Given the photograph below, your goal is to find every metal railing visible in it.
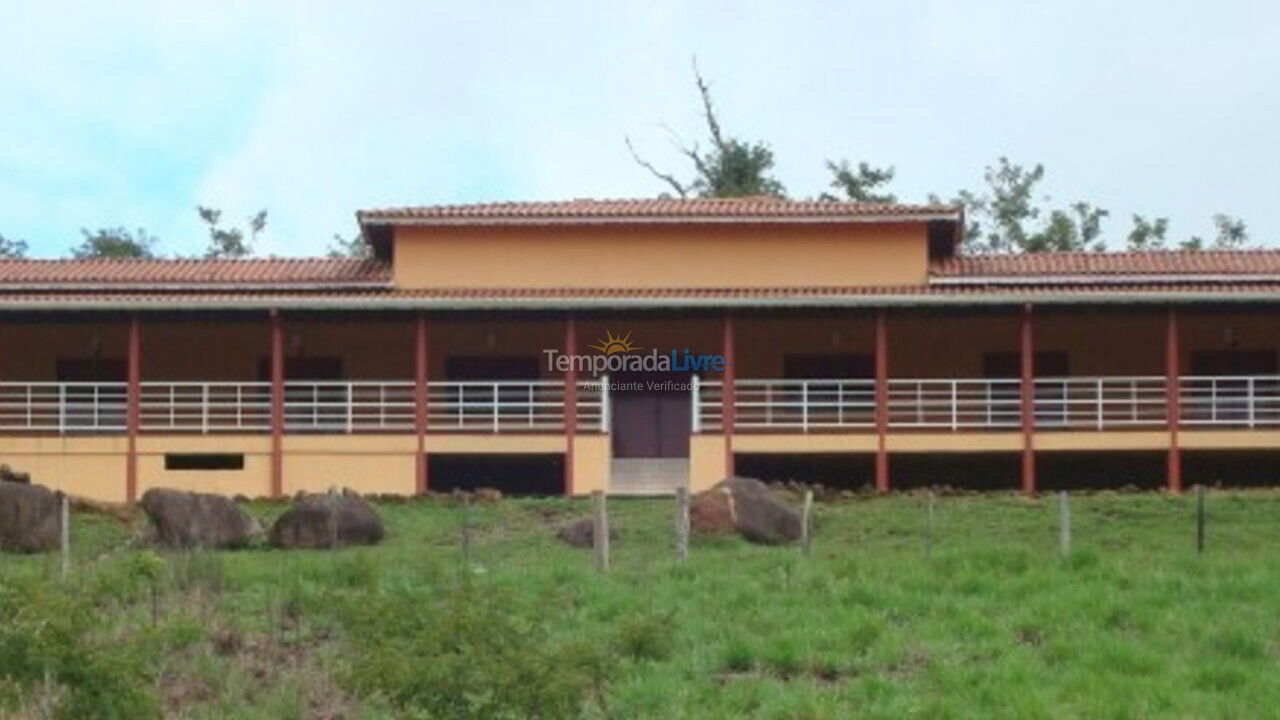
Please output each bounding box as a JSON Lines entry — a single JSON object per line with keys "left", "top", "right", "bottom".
{"left": 0, "top": 379, "right": 604, "bottom": 435}
{"left": 6, "top": 374, "right": 1280, "bottom": 436}
{"left": 694, "top": 375, "right": 1280, "bottom": 433}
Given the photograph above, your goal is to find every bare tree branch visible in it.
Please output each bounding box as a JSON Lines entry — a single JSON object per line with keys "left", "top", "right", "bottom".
{"left": 625, "top": 137, "right": 688, "bottom": 198}
{"left": 692, "top": 58, "right": 726, "bottom": 153}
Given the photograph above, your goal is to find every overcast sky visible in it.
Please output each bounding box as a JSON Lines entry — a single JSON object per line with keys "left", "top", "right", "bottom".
{"left": 1, "top": 1, "right": 1277, "bottom": 257}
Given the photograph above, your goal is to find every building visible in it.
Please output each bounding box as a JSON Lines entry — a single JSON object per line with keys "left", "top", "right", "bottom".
{"left": 2, "top": 196, "right": 1278, "bottom": 503}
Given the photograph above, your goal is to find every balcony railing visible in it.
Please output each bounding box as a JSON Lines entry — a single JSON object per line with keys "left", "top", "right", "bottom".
{"left": 696, "top": 375, "right": 1280, "bottom": 433}
{"left": 4, "top": 375, "right": 1280, "bottom": 436}
{"left": 0, "top": 380, "right": 606, "bottom": 435}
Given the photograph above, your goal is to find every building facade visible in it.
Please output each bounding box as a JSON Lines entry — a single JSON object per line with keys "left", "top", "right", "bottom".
{"left": 2, "top": 197, "right": 1278, "bottom": 502}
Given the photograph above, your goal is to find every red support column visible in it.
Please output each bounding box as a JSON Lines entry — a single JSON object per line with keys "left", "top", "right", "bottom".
{"left": 722, "top": 313, "right": 736, "bottom": 477}
{"left": 1019, "top": 304, "right": 1036, "bottom": 495}
{"left": 126, "top": 315, "right": 141, "bottom": 503}
{"left": 1166, "top": 308, "right": 1182, "bottom": 493}
{"left": 270, "top": 311, "right": 285, "bottom": 499}
{"left": 874, "top": 310, "right": 890, "bottom": 493}
{"left": 414, "top": 314, "right": 429, "bottom": 494}
{"left": 563, "top": 316, "right": 578, "bottom": 496}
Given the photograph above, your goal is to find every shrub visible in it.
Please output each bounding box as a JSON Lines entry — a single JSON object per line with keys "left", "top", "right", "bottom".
{"left": 344, "top": 580, "right": 615, "bottom": 718}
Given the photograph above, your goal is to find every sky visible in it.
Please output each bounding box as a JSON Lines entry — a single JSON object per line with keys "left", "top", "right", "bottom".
{"left": 1, "top": 1, "right": 1277, "bottom": 257}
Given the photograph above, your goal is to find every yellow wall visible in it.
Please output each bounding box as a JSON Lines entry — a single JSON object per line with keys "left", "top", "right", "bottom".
{"left": 0, "top": 436, "right": 128, "bottom": 502}
{"left": 573, "top": 434, "right": 611, "bottom": 495}
{"left": 690, "top": 434, "right": 727, "bottom": 491}
{"left": 392, "top": 223, "right": 930, "bottom": 289}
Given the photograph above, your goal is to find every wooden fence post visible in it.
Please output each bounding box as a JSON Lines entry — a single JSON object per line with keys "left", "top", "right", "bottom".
{"left": 592, "top": 490, "right": 609, "bottom": 573}
{"left": 1195, "top": 484, "right": 1205, "bottom": 554}
{"left": 1059, "top": 491, "right": 1071, "bottom": 558}
{"left": 59, "top": 494, "right": 69, "bottom": 580}
{"left": 801, "top": 490, "right": 813, "bottom": 554}
{"left": 925, "top": 489, "right": 935, "bottom": 559}
{"left": 675, "top": 487, "right": 689, "bottom": 563}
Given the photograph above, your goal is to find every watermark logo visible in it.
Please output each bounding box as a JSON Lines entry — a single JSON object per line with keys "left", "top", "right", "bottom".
{"left": 587, "top": 330, "right": 640, "bottom": 355}
{"left": 544, "top": 329, "right": 726, "bottom": 376}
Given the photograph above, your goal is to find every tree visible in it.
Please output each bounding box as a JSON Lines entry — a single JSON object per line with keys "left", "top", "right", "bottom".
{"left": 70, "top": 227, "right": 157, "bottom": 259}
{"left": 198, "top": 207, "right": 266, "bottom": 258}
{"left": 0, "top": 233, "right": 28, "bottom": 258}
{"left": 1126, "top": 215, "right": 1170, "bottom": 251}
{"left": 327, "top": 232, "right": 370, "bottom": 259}
{"left": 822, "top": 160, "right": 896, "bottom": 202}
{"left": 947, "top": 157, "right": 1109, "bottom": 254}
{"left": 627, "top": 63, "right": 785, "bottom": 198}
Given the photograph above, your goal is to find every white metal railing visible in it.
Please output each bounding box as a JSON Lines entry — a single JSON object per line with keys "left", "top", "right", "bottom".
{"left": 0, "top": 379, "right": 601, "bottom": 435}
{"left": 888, "top": 378, "right": 1023, "bottom": 429}
{"left": 0, "top": 382, "right": 127, "bottom": 432}
{"left": 1180, "top": 375, "right": 1280, "bottom": 427}
{"left": 733, "top": 378, "right": 875, "bottom": 430}
{"left": 1033, "top": 376, "right": 1167, "bottom": 429}
{"left": 694, "top": 375, "right": 1280, "bottom": 433}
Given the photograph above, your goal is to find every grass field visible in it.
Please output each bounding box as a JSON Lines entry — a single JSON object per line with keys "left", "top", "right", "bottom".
{"left": 3, "top": 489, "right": 1280, "bottom": 718}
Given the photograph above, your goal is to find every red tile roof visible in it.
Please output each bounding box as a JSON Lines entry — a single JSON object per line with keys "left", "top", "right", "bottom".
{"left": 358, "top": 197, "right": 962, "bottom": 225}
{"left": 0, "top": 258, "right": 390, "bottom": 287}
{"left": 931, "top": 250, "right": 1280, "bottom": 278}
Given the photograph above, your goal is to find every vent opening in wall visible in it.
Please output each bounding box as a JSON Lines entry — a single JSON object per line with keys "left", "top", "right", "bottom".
{"left": 165, "top": 453, "right": 245, "bottom": 471}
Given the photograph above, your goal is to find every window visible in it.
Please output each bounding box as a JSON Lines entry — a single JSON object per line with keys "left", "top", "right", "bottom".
{"left": 164, "top": 453, "right": 245, "bottom": 471}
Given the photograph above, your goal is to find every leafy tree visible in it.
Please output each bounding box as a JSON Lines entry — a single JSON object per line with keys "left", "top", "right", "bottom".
{"left": 822, "top": 160, "right": 896, "bottom": 202}
{"left": 70, "top": 227, "right": 157, "bottom": 259}
{"left": 627, "top": 63, "right": 785, "bottom": 198}
{"left": 1126, "top": 215, "right": 1171, "bottom": 250}
{"left": 198, "top": 206, "right": 266, "bottom": 259}
{"left": 945, "top": 158, "right": 1109, "bottom": 254}
{"left": 327, "top": 232, "right": 370, "bottom": 259}
{"left": 0, "top": 233, "right": 28, "bottom": 258}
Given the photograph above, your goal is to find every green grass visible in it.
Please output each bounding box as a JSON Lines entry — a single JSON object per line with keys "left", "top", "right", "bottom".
{"left": 4, "top": 489, "right": 1280, "bottom": 718}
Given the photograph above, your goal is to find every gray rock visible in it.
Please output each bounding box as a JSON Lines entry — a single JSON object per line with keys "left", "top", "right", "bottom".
{"left": 268, "top": 489, "right": 384, "bottom": 549}
{"left": 0, "top": 480, "right": 62, "bottom": 553}
{"left": 691, "top": 477, "right": 803, "bottom": 545}
{"left": 141, "top": 488, "right": 263, "bottom": 550}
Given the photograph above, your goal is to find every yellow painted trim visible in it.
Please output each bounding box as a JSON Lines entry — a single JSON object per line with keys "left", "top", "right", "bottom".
{"left": 572, "top": 434, "right": 611, "bottom": 496}
{"left": 886, "top": 432, "right": 1022, "bottom": 453}
{"left": 732, "top": 433, "right": 878, "bottom": 453}
{"left": 690, "top": 434, "right": 727, "bottom": 492}
{"left": 425, "top": 433, "right": 567, "bottom": 453}
{"left": 1034, "top": 431, "right": 1171, "bottom": 451}
{"left": 1179, "top": 430, "right": 1280, "bottom": 450}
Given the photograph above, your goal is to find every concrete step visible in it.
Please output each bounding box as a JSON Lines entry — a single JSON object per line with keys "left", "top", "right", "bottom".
{"left": 609, "top": 458, "right": 690, "bottom": 496}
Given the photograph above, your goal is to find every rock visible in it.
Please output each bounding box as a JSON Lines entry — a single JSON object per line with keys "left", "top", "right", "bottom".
{"left": 474, "top": 487, "right": 503, "bottom": 504}
{"left": 691, "top": 477, "right": 803, "bottom": 545}
{"left": 555, "top": 516, "right": 614, "bottom": 548}
{"left": 0, "top": 464, "right": 31, "bottom": 485}
{"left": 0, "top": 480, "right": 62, "bottom": 552}
{"left": 141, "top": 488, "right": 263, "bottom": 550}
{"left": 268, "top": 489, "right": 384, "bottom": 549}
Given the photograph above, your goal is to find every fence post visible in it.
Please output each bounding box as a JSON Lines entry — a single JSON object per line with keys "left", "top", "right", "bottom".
{"left": 801, "top": 489, "right": 814, "bottom": 554}
{"left": 1195, "top": 484, "right": 1205, "bottom": 554}
{"left": 328, "top": 486, "right": 340, "bottom": 550}
{"left": 925, "top": 489, "right": 935, "bottom": 558}
{"left": 592, "top": 490, "right": 609, "bottom": 573}
{"left": 59, "top": 494, "right": 69, "bottom": 580}
{"left": 1058, "top": 491, "right": 1071, "bottom": 558}
{"left": 675, "top": 486, "right": 689, "bottom": 563}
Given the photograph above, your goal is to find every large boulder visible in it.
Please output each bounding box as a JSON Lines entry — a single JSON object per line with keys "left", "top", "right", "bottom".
{"left": 268, "top": 489, "right": 384, "bottom": 549}
{"left": 690, "top": 477, "right": 803, "bottom": 545}
{"left": 140, "top": 488, "right": 263, "bottom": 550}
{"left": 0, "top": 480, "right": 62, "bottom": 553}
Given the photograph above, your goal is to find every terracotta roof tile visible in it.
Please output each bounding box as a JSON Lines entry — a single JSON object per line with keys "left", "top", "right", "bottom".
{"left": 931, "top": 250, "right": 1280, "bottom": 278}
{"left": 0, "top": 258, "right": 390, "bottom": 287}
{"left": 358, "top": 197, "right": 961, "bottom": 225}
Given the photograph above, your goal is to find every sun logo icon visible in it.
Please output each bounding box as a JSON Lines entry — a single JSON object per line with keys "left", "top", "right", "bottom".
{"left": 588, "top": 330, "right": 641, "bottom": 355}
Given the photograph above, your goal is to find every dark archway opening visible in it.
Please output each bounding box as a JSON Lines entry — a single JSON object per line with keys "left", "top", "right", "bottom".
{"left": 1036, "top": 451, "right": 1166, "bottom": 491}
{"left": 427, "top": 453, "right": 564, "bottom": 495}
{"left": 734, "top": 453, "right": 875, "bottom": 489}
{"left": 889, "top": 452, "right": 1020, "bottom": 490}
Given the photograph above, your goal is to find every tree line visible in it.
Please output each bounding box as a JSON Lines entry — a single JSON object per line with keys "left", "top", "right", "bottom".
{"left": 0, "top": 207, "right": 367, "bottom": 260}
{"left": 0, "top": 67, "right": 1254, "bottom": 259}
{"left": 628, "top": 66, "right": 1253, "bottom": 253}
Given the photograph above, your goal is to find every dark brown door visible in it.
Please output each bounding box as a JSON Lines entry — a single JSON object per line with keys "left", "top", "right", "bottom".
{"left": 611, "top": 372, "right": 691, "bottom": 458}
